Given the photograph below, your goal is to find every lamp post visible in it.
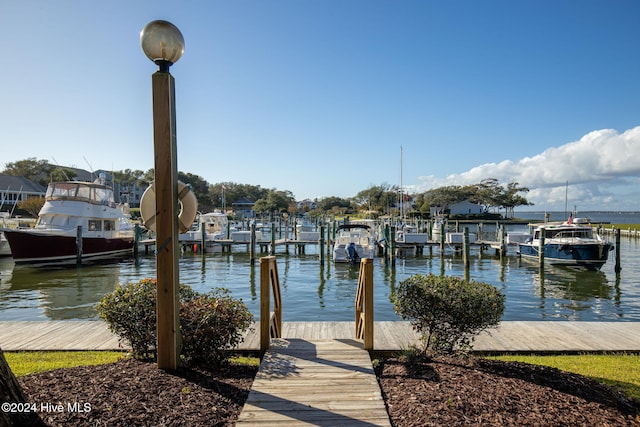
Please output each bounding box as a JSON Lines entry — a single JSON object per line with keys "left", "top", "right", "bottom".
{"left": 140, "top": 20, "right": 184, "bottom": 370}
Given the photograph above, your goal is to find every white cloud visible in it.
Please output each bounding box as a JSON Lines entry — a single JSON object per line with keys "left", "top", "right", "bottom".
{"left": 413, "top": 126, "right": 640, "bottom": 210}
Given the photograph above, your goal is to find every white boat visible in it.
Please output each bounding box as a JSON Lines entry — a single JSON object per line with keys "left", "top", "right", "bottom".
{"left": 0, "top": 232, "right": 11, "bottom": 256}
{"left": 2, "top": 178, "right": 135, "bottom": 265}
{"left": 332, "top": 223, "right": 376, "bottom": 263}
{"left": 179, "top": 211, "right": 228, "bottom": 252}
{"left": 517, "top": 216, "right": 613, "bottom": 271}
{"left": 396, "top": 224, "right": 429, "bottom": 244}
{"left": 431, "top": 215, "right": 448, "bottom": 241}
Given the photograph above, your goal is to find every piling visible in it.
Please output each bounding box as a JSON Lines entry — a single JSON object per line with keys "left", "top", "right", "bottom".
{"left": 538, "top": 227, "right": 545, "bottom": 267}
{"left": 250, "top": 223, "right": 256, "bottom": 264}
{"left": 463, "top": 227, "right": 470, "bottom": 268}
{"left": 319, "top": 225, "right": 325, "bottom": 264}
{"left": 390, "top": 226, "right": 396, "bottom": 266}
{"left": 76, "top": 225, "right": 83, "bottom": 265}
{"left": 133, "top": 224, "right": 140, "bottom": 257}
{"left": 615, "top": 228, "right": 622, "bottom": 273}
{"left": 199, "top": 222, "right": 205, "bottom": 253}
{"left": 270, "top": 223, "right": 276, "bottom": 255}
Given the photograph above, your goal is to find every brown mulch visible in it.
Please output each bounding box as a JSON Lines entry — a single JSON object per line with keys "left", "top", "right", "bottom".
{"left": 18, "top": 358, "right": 257, "bottom": 427}
{"left": 376, "top": 354, "right": 640, "bottom": 426}
{"left": 15, "top": 354, "right": 640, "bottom": 426}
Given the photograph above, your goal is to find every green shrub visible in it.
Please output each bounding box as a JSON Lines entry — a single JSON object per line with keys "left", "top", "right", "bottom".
{"left": 180, "top": 288, "right": 254, "bottom": 367}
{"left": 393, "top": 274, "right": 505, "bottom": 353}
{"left": 97, "top": 278, "right": 253, "bottom": 365}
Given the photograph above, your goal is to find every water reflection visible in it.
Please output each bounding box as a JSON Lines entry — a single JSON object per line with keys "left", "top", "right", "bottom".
{"left": 1, "top": 238, "right": 640, "bottom": 322}
{"left": 0, "top": 259, "right": 121, "bottom": 320}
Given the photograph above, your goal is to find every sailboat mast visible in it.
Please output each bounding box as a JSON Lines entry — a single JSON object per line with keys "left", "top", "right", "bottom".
{"left": 400, "top": 145, "right": 404, "bottom": 220}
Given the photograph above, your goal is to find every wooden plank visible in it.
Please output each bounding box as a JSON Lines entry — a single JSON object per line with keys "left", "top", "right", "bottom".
{"left": 2, "top": 320, "right": 640, "bottom": 353}
{"left": 237, "top": 338, "right": 391, "bottom": 426}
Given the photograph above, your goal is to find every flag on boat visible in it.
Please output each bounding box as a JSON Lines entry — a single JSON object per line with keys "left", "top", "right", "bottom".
{"left": 567, "top": 212, "right": 573, "bottom": 224}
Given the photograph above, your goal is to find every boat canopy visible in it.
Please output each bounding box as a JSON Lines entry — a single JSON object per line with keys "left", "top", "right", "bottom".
{"left": 46, "top": 181, "right": 115, "bottom": 207}
{"left": 337, "top": 224, "right": 371, "bottom": 231}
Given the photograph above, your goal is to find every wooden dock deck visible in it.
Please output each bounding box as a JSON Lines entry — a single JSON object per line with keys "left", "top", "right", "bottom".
{"left": 1, "top": 320, "right": 640, "bottom": 353}
{"left": 3, "top": 320, "right": 639, "bottom": 426}
{"left": 236, "top": 338, "right": 391, "bottom": 426}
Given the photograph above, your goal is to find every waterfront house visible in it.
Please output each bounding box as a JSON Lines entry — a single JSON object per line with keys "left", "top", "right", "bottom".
{"left": 0, "top": 174, "right": 46, "bottom": 213}
{"left": 430, "top": 199, "right": 484, "bottom": 217}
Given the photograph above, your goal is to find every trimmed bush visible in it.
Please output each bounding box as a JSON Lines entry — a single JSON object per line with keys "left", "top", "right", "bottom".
{"left": 180, "top": 288, "right": 254, "bottom": 366}
{"left": 393, "top": 274, "right": 505, "bottom": 353}
{"left": 97, "top": 278, "right": 253, "bottom": 365}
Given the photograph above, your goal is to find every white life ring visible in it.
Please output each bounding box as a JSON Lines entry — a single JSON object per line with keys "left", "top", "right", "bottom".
{"left": 140, "top": 180, "right": 198, "bottom": 233}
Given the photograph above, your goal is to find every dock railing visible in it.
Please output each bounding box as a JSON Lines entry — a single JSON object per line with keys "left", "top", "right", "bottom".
{"left": 355, "top": 258, "right": 374, "bottom": 350}
{"left": 260, "top": 256, "right": 282, "bottom": 352}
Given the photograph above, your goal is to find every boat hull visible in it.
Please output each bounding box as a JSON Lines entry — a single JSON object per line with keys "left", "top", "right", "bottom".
{"left": 3, "top": 229, "right": 134, "bottom": 265}
{"left": 518, "top": 242, "right": 613, "bottom": 271}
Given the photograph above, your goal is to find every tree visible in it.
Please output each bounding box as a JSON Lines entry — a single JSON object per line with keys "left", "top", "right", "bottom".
{"left": 2, "top": 158, "right": 49, "bottom": 182}
{"left": 2, "top": 158, "right": 80, "bottom": 185}
{"left": 178, "top": 172, "right": 212, "bottom": 212}
{"left": 0, "top": 349, "right": 43, "bottom": 426}
{"left": 419, "top": 185, "right": 468, "bottom": 214}
{"left": 254, "top": 190, "right": 294, "bottom": 216}
{"left": 17, "top": 197, "right": 45, "bottom": 217}
{"left": 208, "top": 182, "right": 273, "bottom": 211}
{"left": 316, "top": 196, "right": 353, "bottom": 213}
{"left": 500, "top": 181, "right": 533, "bottom": 218}
{"left": 353, "top": 184, "right": 397, "bottom": 213}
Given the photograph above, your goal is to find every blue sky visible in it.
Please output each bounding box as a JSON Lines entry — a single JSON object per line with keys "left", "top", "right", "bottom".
{"left": 1, "top": 1, "right": 639, "bottom": 211}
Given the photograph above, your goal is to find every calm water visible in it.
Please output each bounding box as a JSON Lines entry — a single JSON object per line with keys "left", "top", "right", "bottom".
{"left": 1, "top": 211, "right": 640, "bottom": 322}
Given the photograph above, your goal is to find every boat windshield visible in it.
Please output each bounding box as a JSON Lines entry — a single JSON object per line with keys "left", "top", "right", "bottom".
{"left": 46, "top": 182, "right": 115, "bottom": 207}
{"left": 541, "top": 228, "right": 593, "bottom": 239}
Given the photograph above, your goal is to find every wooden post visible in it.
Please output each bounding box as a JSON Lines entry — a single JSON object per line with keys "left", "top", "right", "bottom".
{"left": 260, "top": 257, "right": 271, "bottom": 352}
{"left": 538, "top": 227, "right": 545, "bottom": 267}
{"left": 270, "top": 223, "right": 276, "bottom": 255}
{"left": 439, "top": 222, "right": 445, "bottom": 254}
{"left": 615, "top": 228, "right": 621, "bottom": 273}
{"left": 76, "top": 225, "right": 83, "bottom": 265}
{"left": 260, "top": 256, "right": 281, "bottom": 352}
{"left": 133, "top": 224, "right": 140, "bottom": 258}
{"left": 463, "top": 226, "right": 470, "bottom": 268}
{"left": 153, "top": 70, "right": 180, "bottom": 370}
{"left": 319, "top": 225, "right": 325, "bottom": 264}
{"left": 355, "top": 258, "right": 374, "bottom": 351}
{"left": 500, "top": 225, "right": 507, "bottom": 256}
{"left": 390, "top": 226, "right": 396, "bottom": 266}
{"left": 200, "top": 222, "right": 205, "bottom": 253}
{"left": 250, "top": 222, "right": 256, "bottom": 264}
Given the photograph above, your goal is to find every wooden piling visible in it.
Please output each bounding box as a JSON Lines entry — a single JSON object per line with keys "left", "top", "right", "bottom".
{"left": 319, "top": 225, "right": 325, "bottom": 264}
{"left": 538, "top": 227, "right": 545, "bottom": 267}
{"left": 76, "top": 225, "right": 83, "bottom": 265}
{"left": 250, "top": 222, "right": 256, "bottom": 264}
{"left": 463, "top": 226, "right": 470, "bottom": 268}
{"left": 615, "top": 228, "right": 622, "bottom": 273}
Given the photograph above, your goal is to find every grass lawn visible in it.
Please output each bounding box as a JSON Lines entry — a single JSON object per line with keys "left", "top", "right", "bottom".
{"left": 5, "top": 351, "right": 638, "bottom": 402}
{"left": 4, "top": 351, "right": 259, "bottom": 377}
{"left": 4, "top": 351, "right": 126, "bottom": 377}
{"left": 489, "top": 353, "right": 640, "bottom": 400}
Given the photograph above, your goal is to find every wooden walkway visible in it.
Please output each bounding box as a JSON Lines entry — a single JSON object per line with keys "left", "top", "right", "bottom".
{"left": 3, "top": 320, "right": 639, "bottom": 426}
{"left": 2, "top": 320, "right": 640, "bottom": 353}
{"left": 236, "top": 338, "right": 391, "bottom": 426}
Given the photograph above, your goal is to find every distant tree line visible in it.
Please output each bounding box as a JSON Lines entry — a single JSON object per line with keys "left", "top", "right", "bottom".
{"left": 3, "top": 159, "right": 532, "bottom": 219}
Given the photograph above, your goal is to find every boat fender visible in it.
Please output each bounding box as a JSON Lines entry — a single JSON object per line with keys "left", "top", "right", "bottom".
{"left": 140, "top": 181, "right": 198, "bottom": 233}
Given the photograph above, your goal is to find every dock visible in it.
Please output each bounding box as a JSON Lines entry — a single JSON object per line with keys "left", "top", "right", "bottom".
{"left": 236, "top": 338, "right": 391, "bottom": 426}
{"left": 3, "top": 320, "right": 639, "bottom": 426}
{"left": 2, "top": 320, "right": 640, "bottom": 353}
